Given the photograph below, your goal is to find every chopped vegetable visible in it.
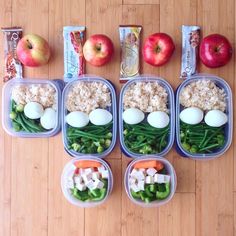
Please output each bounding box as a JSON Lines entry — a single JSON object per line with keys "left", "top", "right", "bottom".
{"left": 133, "top": 160, "right": 164, "bottom": 171}
{"left": 180, "top": 121, "right": 225, "bottom": 153}
{"left": 74, "top": 160, "right": 102, "bottom": 168}
{"left": 124, "top": 123, "right": 169, "bottom": 154}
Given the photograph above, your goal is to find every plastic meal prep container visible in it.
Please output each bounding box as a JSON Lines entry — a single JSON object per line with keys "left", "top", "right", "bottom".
{"left": 124, "top": 156, "right": 177, "bottom": 207}
{"left": 62, "top": 76, "right": 117, "bottom": 158}
{"left": 2, "top": 78, "right": 62, "bottom": 138}
{"left": 61, "top": 156, "right": 113, "bottom": 207}
{"left": 176, "top": 74, "right": 233, "bottom": 160}
{"left": 119, "top": 75, "right": 175, "bottom": 158}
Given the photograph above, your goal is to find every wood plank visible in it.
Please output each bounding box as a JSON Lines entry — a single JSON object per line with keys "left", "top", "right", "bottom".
{"left": 0, "top": 1, "right": 12, "bottom": 236}
{"left": 196, "top": 0, "right": 235, "bottom": 235}
{"left": 85, "top": 159, "right": 122, "bottom": 236}
{"left": 48, "top": 1, "right": 86, "bottom": 236}
{"left": 160, "top": 0, "right": 197, "bottom": 193}
{"left": 10, "top": 0, "right": 49, "bottom": 235}
{"left": 234, "top": 193, "right": 236, "bottom": 236}
{"left": 121, "top": 158, "right": 159, "bottom": 236}
{"left": 121, "top": 5, "right": 160, "bottom": 236}
{"left": 85, "top": 0, "right": 122, "bottom": 160}
{"left": 123, "top": 0, "right": 160, "bottom": 5}
{"left": 159, "top": 193, "right": 195, "bottom": 236}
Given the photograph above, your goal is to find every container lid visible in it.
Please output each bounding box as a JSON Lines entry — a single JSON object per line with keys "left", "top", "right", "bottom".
{"left": 2, "top": 78, "right": 62, "bottom": 138}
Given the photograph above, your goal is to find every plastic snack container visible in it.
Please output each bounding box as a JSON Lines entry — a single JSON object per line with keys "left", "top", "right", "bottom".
{"left": 62, "top": 75, "right": 117, "bottom": 158}
{"left": 2, "top": 78, "right": 62, "bottom": 138}
{"left": 119, "top": 75, "right": 175, "bottom": 158}
{"left": 61, "top": 156, "right": 113, "bottom": 207}
{"left": 176, "top": 74, "right": 233, "bottom": 160}
{"left": 124, "top": 156, "right": 177, "bottom": 207}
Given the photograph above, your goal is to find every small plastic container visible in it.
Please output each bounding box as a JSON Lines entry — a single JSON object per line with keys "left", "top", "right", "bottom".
{"left": 2, "top": 78, "right": 62, "bottom": 138}
{"left": 124, "top": 156, "right": 177, "bottom": 207}
{"left": 119, "top": 75, "right": 175, "bottom": 158}
{"left": 62, "top": 75, "right": 117, "bottom": 158}
{"left": 61, "top": 156, "right": 113, "bottom": 207}
{"left": 176, "top": 74, "right": 233, "bottom": 160}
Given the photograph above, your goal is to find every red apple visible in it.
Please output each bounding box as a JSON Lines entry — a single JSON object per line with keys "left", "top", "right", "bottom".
{"left": 142, "top": 33, "right": 175, "bottom": 66}
{"left": 83, "top": 34, "right": 114, "bottom": 66}
{"left": 200, "top": 34, "right": 232, "bottom": 68}
{"left": 16, "top": 34, "right": 50, "bottom": 67}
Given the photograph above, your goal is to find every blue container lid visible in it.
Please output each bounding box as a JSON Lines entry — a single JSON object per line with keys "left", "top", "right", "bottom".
{"left": 119, "top": 75, "right": 175, "bottom": 158}
{"left": 175, "top": 74, "right": 233, "bottom": 160}
{"left": 2, "top": 78, "right": 62, "bottom": 138}
{"left": 62, "top": 75, "right": 117, "bottom": 158}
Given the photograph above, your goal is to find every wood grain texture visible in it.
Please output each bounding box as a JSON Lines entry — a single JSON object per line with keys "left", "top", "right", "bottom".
{"left": 0, "top": 0, "right": 235, "bottom": 236}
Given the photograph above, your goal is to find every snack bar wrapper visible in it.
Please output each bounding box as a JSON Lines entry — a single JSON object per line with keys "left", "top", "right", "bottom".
{"left": 63, "top": 26, "right": 86, "bottom": 82}
{"left": 119, "top": 25, "right": 142, "bottom": 82}
{"left": 180, "top": 25, "right": 200, "bottom": 79}
{"left": 1, "top": 27, "right": 23, "bottom": 82}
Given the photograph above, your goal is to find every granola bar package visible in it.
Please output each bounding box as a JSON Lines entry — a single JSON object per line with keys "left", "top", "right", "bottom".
{"left": 180, "top": 25, "right": 200, "bottom": 79}
{"left": 119, "top": 25, "right": 142, "bottom": 82}
{"left": 63, "top": 26, "right": 86, "bottom": 82}
{"left": 1, "top": 27, "right": 23, "bottom": 82}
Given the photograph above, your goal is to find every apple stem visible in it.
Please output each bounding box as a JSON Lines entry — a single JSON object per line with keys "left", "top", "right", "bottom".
{"left": 26, "top": 40, "right": 33, "bottom": 49}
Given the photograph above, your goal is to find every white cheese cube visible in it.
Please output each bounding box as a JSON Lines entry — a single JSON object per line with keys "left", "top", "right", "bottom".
{"left": 101, "top": 170, "right": 109, "bottom": 179}
{"left": 76, "top": 182, "right": 86, "bottom": 191}
{"left": 146, "top": 167, "right": 157, "bottom": 176}
{"left": 130, "top": 168, "right": 138, "bottom": 178}
{"left": 92, "top": 172, "right": 100, "bottom": 180}
{"left": 98, "top": 165, "right": 106, "bottom": 173}
{"left": 129, "top": 177, "right": 136, "bottom": 185}
{"left": 145, "top": 176, "right": 154, "bottom": 184}
{"left": 93, "top": 179, "right": 105, "bottom": 189}
{"left": 154, "top": 174, "right": 171, "bottom": 183}
{"left": 84, "top": 168, "right": 94, "bottom": 175}
{"left": 139, "top": 168, "right": 146, "bottom": 173}
{"left": 130, "top": 184, "right": 140, "bottom": 193}
{"left": 79, "top": 168, "right": 85, "bottom": 175}
{"left": 85, "top": 180, "right": 96, "bottom": 190}
{"left": 74, "top": 176, "right": 82, "bottom": 184}
{"left": 82, "top": 173, "right": 92, "bottom": 183}
{"left": 135, "top": 170, "right": 145, "bottom": 180}
{"left": 137, "top": 180, "right": 145, "bottom": 191}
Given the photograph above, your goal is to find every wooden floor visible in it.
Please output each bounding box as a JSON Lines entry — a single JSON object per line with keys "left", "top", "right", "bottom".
{"left": 0, "top": 0, "right": 235, "bottom": 235}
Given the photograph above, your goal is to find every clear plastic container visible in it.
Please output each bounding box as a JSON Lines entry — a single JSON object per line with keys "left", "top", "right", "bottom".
{"left": 62, "top": 75, "right": 117, "bottom": 158}
{"left": 61, "top": 156, "right": 113, "bottom": 207}
{"left": 176, "top": 74, "right": 233, "bottom": 160}
{"left": 124, "top": 156, "right": 177, "bottom": 207}
{"left": 119, "top": 75, "right": 175, "bottom": 158}
{"left": 2, "top": 78, "right": 62, "bottom": 138}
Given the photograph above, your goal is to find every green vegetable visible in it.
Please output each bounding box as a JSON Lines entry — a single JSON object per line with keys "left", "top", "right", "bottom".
{"left": 124, "top": 123, "right": 169, "bottom": 154}
{"left": 156, "top": 183, "right": 170, "bottom": 200}
{"left": 180, "top": 121, "right": 225, "bottom": 154}
{"left": 131, "top": 190, "right": 141, "bottom": 199}
{"left": 67, "top": 122, "right": 113, "bottom": 154}
{"left": 10, "top": 99, "right": 47, "bottom": 133}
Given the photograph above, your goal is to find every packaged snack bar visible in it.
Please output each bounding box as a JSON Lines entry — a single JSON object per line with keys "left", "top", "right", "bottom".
{"left": 63, "top": 26, "right": 86, "bottom": 82}
{"left": 180, "top": 25, "right": 200, "bottom": 79}
{"left": 119, "top": 25, "right": 142, "bottom": 82}
{"left": 1, "top": 27, "right": 23, "bottom": 82}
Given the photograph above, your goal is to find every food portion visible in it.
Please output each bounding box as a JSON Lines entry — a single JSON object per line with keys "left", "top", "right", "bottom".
{"left": 119, "top": 25, "right": 142, "bottom": 82}
{"left": 179, "top": 79, "right": 228, "bottom": 154}
{"left": 142, "top": 33, "right": 175, "bottom": 67}
{"left": 200, "top": 34, "right": 232, "bottom": 68}
{"left": 63, "top": 26, "right": 86, "bottom": 81}
{"left": 83, "top": 34, "right": 114, "bottom": 67}
{"left": 1, "top": 27, "right": 23, "bottom": 82}
{"left": 128, "top": 160, "right": 171, "bottom": 203}
{"left": 10, "top": 83, "right": 57, "bottom": 132}
{"left": 65, "top": 81, "right": 113, "bottom": 154}
{"left": 66, "top": 160, "right": 109, "bottom": 202}
{"left": 16, "top": 34, "right": 51, "bottom": 67}
{"left": 122, "top": 81, "right": 170, "bottom": 154}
